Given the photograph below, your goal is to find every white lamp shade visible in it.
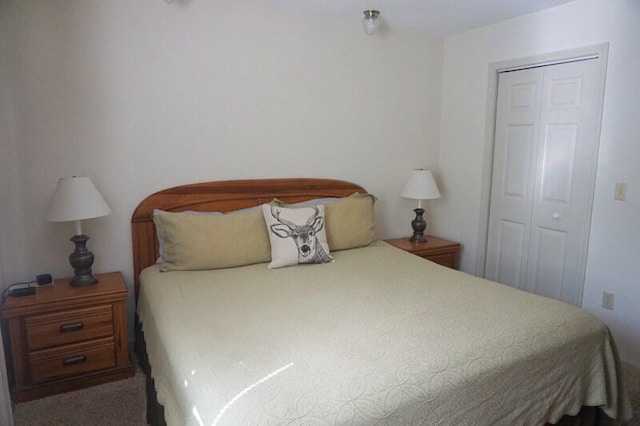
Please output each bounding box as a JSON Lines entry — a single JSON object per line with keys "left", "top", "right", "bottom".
{"left": 46, "top": 176, "right": 111, "bottom": 223}
{"left": 401, "top": 169, "right": 441, "bottom": 200}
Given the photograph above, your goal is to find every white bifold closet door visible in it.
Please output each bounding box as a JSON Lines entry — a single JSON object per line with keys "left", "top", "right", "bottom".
{"left": 485, "top": 58, "right": 602, "bottom": 306}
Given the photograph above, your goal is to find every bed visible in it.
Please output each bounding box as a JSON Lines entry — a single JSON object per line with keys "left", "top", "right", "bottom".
{"left": 132, "top": 178, "right": 631, "bottom": 426}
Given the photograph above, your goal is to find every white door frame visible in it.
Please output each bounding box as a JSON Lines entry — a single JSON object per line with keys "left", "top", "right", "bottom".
{"left": 475, "top": 43, "right": 609, "bottom": 284}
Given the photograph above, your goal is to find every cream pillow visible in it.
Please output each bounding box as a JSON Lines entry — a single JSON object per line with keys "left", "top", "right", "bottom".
{"left": 153, "top": 209, "right": 223, "bottom": 264}
{"left": 323, "top": 193, "right": 376, "bottom": 250}
{"left": 153, "top": 209, "right": 271, "bottom": 271}
{"left": 285, "top": 193, "right": 377, "bottom": 251}
{"left": 262, "top": 204, "right": 334, "bottom": 269}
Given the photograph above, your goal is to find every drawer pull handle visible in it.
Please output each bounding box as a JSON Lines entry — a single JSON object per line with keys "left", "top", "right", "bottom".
{"left": 63, "top": 355, "right": 87, "bottom": 366}
{"left": 59, "top": 322, "right": 84, "bottom": 332}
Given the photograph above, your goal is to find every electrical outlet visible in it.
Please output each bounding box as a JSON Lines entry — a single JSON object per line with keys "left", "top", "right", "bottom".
{"left": 602, "top": 291, "right": 615, "bottom": 310}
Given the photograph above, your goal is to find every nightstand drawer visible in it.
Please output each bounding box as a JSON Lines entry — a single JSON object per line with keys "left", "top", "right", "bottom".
{"left": 384, "top": 236, "right": 461, "bottom": 270}
{"left": 29, "top": 337, "right": 116, "bottom": 384}
{"left": 25, "top": 305, "right": 114, "bottom": 351}
{"left": 425, "top": 253, "right": 456, "bottom": 269}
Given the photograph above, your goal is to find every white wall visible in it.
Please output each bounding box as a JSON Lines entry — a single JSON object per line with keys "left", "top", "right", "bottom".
{"left": 437, "top": 0, "right": 640, "bottom": 365}
{"left": 0, "top": 1, "right": 443, "bottom": 336}
{"left": 0, "top": 4, "right": 27, "bottom": 286}
{"left": 0, "top": 9, "right": 17, "bottom": 420}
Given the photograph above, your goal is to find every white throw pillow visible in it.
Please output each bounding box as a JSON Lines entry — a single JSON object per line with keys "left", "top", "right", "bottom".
{"left": 262, "top": 204, "right": 334, "bottom": 269}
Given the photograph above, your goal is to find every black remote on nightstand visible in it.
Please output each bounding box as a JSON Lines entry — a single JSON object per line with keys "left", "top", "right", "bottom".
{"left": 9, "top": 285, "right": 36, "bottom": 297}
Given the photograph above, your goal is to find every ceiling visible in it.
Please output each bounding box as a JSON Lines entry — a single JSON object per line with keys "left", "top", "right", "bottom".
{"left": 239, "top": 0, "right": 578, "bottom": 37}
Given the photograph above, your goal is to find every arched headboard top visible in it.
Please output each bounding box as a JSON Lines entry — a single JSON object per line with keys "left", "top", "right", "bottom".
{"left": 131, "top": 178, "right": 368, "bottom": 296}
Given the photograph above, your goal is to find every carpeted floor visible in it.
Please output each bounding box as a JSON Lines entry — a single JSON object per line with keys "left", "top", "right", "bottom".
{"left": 12, "top": 366, "right": 146, "bottom": 426}
{"left": 11, "top": 363, "right": 640, "bottom": 425}
{"left": 626, "top": 363, "right": 640, "bottom": 426}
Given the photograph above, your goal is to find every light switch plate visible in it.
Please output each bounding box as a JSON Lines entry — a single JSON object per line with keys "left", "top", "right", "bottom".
{"left": 602, "top": 291, "right": 615, "bottom": 310}
{"left": 614, "top": 182, "right": 627, "bottom": 201}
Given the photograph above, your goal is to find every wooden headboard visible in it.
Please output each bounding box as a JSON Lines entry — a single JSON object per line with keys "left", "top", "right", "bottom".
{"left": 131, "top": 178, "right": 367, "bottom": 297}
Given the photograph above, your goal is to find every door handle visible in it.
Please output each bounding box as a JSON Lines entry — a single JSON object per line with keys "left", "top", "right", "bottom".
{"left": 552, "top": 213, "right": 561, "bottom": 220}
{"left": 60, "top": 322, "right": 84, "bottom": 332}
{"left": 62, "top": 354, "right": 87, "bottom": 366}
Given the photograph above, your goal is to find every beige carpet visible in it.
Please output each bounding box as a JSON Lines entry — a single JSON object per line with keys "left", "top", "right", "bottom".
{"left": 12, "top": 367, "right": 146, "bottom": 426}
{"left": 626, "top": 363, "right": 640, "bottom": 426}
{"left": 11, "top": 363, "right": 640, "bottom": 425}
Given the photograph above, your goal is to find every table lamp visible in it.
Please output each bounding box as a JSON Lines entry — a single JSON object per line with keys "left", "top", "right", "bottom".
{"left": 401, "top": 169, "right": 441, "bottom": 243}
{"left": 46, "top": 176, "right": 111, "bottom": 286}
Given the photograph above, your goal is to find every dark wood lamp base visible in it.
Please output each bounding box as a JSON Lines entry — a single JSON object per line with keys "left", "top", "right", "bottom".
{"left": 409, "top": 208, "right": 427, "bottom": 243}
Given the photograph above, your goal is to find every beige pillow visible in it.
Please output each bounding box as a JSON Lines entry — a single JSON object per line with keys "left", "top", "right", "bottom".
{"left": 298, "top": 193, "right": 377, "bottom": 251}
{"left": 324, "top": 193, "right": 376, "bottom": 250}
{"left": 153, "top": 209, "right": 271, "bottom": 271}
{"left": 153, "top": 209, "right": 223, "bottom": 264}
{"left": 262, "top": 204, "right": 334, "bottom": 269}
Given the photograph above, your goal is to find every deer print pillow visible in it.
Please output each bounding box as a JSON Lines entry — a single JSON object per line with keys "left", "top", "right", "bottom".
{"left": 262, "top": 204, "right": 334, "bottom": 269}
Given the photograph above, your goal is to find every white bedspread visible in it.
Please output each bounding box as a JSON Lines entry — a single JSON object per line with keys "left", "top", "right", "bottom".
{"left": 137, "top": 241, "right": 630, "bottom": 425}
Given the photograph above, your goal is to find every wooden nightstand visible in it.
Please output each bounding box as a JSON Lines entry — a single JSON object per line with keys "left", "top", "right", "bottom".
{"left": 385, "top": 236, "right": 462, "bottom": 269}
{"left": 1, "top": 271, "right": 133, "bottom": 402}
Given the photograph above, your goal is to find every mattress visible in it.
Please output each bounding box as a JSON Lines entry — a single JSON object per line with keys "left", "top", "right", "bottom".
{"left": 137, "top": 241, "right": 630, "bottom": 425}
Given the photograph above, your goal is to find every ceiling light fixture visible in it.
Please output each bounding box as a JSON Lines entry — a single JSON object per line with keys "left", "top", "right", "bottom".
{"left": 362, "top": 10, "right": 380, "bottom": 35}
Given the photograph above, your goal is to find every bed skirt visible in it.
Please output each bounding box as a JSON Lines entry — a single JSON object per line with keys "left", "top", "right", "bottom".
{"left": 134, "top": 317, "right": 613, "bottom": 426}
{"left": 136, "top": 316, "right": 167, "bottom": 426}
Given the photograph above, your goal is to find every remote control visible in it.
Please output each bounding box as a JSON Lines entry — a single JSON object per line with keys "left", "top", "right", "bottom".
{"left": 10, "top": 286, "right": 36, "bottom": 297}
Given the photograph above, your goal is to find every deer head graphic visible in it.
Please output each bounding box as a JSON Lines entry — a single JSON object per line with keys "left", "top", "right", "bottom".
{"left": 269, "top": 205, "right": 333, "bottom": 264}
